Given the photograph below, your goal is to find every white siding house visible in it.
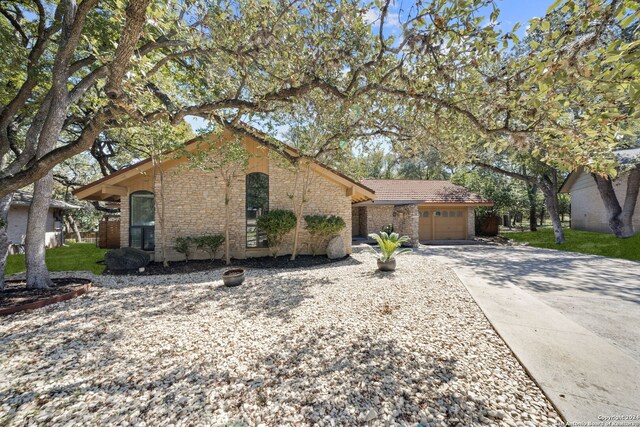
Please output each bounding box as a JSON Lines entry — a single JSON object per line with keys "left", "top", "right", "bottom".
{"left": 560, "top": 148, "right": 640, "bottom": 235}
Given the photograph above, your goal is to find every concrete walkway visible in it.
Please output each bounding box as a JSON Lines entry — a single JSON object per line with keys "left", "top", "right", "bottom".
{"left": 422, "top": 245, "right": 640, "bottom": 424}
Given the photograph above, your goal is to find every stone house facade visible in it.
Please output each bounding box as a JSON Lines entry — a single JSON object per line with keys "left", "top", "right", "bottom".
{"left": 74, "top": 124, "right": 374, "bottom": 262}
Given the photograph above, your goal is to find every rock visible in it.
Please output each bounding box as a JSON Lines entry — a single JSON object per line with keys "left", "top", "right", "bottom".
{"left": 363, "top": 408, "right": 377, "bottom": 422}
{"left": 104, "top": 247, "right": 151, "bottom": 271}
{"left": 326, "top": 235, "right": 346, "bottom": 259}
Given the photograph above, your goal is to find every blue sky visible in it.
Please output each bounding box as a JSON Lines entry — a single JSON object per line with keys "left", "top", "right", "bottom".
{"left": 187, "top": 0, "right": 556, "bottom": 134}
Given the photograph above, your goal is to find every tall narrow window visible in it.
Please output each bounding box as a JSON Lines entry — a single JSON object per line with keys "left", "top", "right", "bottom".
{"left": 130, "top": 191, "right": 155, "bottom": 251}
{"left": 246, "top": 172, "right": 269, "bottom": 248}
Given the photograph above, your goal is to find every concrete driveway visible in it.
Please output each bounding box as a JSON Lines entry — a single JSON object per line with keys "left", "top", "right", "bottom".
{"left": 422, "top": 244, "right": 640, "bottom": 423}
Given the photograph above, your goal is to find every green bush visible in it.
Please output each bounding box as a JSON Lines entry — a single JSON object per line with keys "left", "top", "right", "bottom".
{"left": 174, "top": 237, "right": 192, "bottom": 261}
{"left": 256, "top": 209, "right": 297, "bottom": 257}
{"left": 193, "top": 234, "right": 225, "bottom": 261}
{"left": 304, "top": 214, "right": 346, "bottom": 254}
{"left": 381, "top": 223, "right": 394, "bottom": 234}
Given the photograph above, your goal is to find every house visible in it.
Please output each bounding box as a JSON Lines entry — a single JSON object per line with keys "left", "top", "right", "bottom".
{"left": 560, "top": 148, "right": 640, "bottom": 235}
{"left": 73, "top": 124, "right": 376, "bottom": 261}
{"left": 7, "top": 190, "right": 81, "bottom": 254}
{"left": 352, "top": 179, "right": 493, "bottom": 244}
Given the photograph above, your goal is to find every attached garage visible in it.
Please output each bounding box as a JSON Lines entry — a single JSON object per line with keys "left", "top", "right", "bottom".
{"left": 418, "top": 207, "right": 468, "bottom": 240}
{"left": 354, "top": 179, "right": 493, "bottom": 244}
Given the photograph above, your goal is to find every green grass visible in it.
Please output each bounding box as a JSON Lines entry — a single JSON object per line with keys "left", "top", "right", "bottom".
{"left": 502, "top": 229, "right": 640, "bottom": 261}
{"left": 5, "top": 243, "right": 108, "bottom": 276}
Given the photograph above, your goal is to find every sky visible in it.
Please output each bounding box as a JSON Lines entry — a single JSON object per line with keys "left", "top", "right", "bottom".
{"left": 186, "top": 0, "right": 556, "bottom": 135}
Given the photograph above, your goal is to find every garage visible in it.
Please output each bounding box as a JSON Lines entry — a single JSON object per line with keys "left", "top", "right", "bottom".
{"left": 419, "top": 207, "right": 467, "bottom": 240}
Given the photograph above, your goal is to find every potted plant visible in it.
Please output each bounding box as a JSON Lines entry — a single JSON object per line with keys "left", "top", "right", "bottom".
{"left": 222, "top": 268, "right": 245, "bottom": 287}
{"left": 366, "top": 232, "right": 412, "bottom": 271}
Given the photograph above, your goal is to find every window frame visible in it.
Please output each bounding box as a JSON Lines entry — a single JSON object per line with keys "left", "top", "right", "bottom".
{"left": 246, "top": 172, "right": 269, "bottom": 249}
{"left": 129, "top": 191, "right": 155, "bottom": 251}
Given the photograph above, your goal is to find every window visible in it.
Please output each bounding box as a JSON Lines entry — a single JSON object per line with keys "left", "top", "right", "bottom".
{"left": 246, "top": 172, "right": 269, "bottom": 248}
{"left": 442, "top": 211, "right": 449, "bottom": 217}
{"left": 457, "top": 211, "right": 463, "bottom": 217}
{"left": 449, "top": 211, "right": 456, "bottom": 217}
{"left": 130, "top": 191, "right": 155, "bottom": 251}
{"left": 421, "top": 211, "right": 429, "bottom": 218}
{"left": 434, "top": 211, "right": 441, "bottom": 217}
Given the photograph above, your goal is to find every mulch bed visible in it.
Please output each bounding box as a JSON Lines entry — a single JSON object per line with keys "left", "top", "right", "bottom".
{"left": 105, "top": 254, "right": 350, "bottom": 276}
{"left": 0, "top": 278, "right": 92, "bottom": 315}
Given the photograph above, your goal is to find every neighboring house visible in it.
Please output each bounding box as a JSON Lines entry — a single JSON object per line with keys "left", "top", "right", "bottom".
{"left": 7, "top": 190, "right": 81, "bottom": 254}
{"left": 352, "top": 179, "right": 493, "bottom": 244}
{"left": 73, "top": 124, "right": 376, "bottom": 262}
{"left": 560, "top": 148, "right": 640, "bottom": 235}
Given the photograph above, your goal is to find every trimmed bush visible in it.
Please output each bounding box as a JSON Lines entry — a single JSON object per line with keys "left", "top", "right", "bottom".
{"left": 193, "top": 234, "right": 225, "bottom": 261}
{"left": 256, "top": 209, "right": 297, "bottom": 257}
{"left": 174, "top": 237, "right": 192, "bottom": 261}
{"left": 304, "top": 214, "right": 346, "bottom": 255}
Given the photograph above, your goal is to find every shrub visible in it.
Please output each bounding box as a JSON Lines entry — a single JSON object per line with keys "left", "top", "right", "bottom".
{"left": 381, "top": 223, "right": 394, "bottom": 234}
{"left": 256, "top": 209, "right": 297, "bottom": 257}
{"left": 174, "top": 237, "right": 193, "bottom": 261}
{"left": 193, "top": 234, "right": 225, "bottom": 261}
{"left": 304, "top": 214, "right": 346, "bottom": 255}
{"left": 366, "top": 232, "right": 412, "bottom": 262}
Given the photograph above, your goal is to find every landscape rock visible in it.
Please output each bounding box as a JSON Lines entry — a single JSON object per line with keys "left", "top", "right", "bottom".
{"left": 104, "top": 247, "right": 150, "bottom": 271}
{"left": 326, "top": 235, "right": 346, "bottom": 259}
{"left": 0, "top": 252, "right": 563, "bottom": 426}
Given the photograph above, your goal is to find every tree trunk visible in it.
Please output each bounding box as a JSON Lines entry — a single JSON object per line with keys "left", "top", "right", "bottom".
{"left": 153, "top": 158, "right": 168, "bottom": 267}
{"left": 592, "top": 166, "right": 639, "bottom": 238}
{"left": 0, "top": 193, "right": 14, "bottom": 290}
{"left": 25, "top": 172, "right": 54, "bottom": 288}
{"left": 68, "top": 214, "right": 82, "bottom": 242}
{"left": 539, "top": 182, "right": 565, "bottom": 244}
{"left": 224, "top": 182, "right": 231, "bottom": 265}
{"left": 539, "top": 205, "right": 545, "bottom": 226}
{"left": 526, "top": 184, "right": 538, "bottom": 231}
{"left": 290, "top": 202, "right": 304, "bottom": 261}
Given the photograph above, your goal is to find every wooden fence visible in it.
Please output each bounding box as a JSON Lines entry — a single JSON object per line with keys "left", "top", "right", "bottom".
{"left": 98, "top": 219, "right": 121, "bottom": 248}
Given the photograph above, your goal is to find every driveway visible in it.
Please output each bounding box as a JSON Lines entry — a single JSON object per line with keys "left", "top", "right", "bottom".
{"left": 423, "top": 244, "right": 640, "bottom": 423}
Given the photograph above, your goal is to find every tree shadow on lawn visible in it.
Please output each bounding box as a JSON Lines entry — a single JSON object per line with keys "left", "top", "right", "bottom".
{"left": 419, "top": 245, "right": 640, "bottom": 305}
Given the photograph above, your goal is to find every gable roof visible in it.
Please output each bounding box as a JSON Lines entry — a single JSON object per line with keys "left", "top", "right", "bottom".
{"left": 357, "top": 179, "right": 493, "bottom": 205}
{"left": 560, "top": 147, "right": 640, "bottom": 193}
{"left": 73, "top": 122, "right": 375, "bottom": 203}
{"left": 11, "top": 190, "right": 81, "bottom": 209}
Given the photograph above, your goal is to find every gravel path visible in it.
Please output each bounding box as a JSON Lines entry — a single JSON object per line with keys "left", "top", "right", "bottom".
{"left": 0, "top": 253, "right": 563, "bottom": 426}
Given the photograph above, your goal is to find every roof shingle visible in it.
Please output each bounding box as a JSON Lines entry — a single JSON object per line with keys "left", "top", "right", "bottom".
{"left": 360, "top": 179, "right": 492, "bottom": 205}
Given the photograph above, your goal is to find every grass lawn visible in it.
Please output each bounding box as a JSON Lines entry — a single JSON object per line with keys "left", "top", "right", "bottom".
{"left": 5, "top": 243, "right": 108, "bottom": 276}
{"left": 502, "top": 228, "right": 640, "bottom": 261}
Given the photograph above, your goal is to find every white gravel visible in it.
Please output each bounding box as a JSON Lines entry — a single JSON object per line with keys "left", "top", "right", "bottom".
{"left": 0, "top": 252, "right": 563, "bottom": 426}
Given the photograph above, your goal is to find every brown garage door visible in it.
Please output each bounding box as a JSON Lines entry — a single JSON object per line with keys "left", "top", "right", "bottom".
{"left": 434, "top": 209, "right": 466, "bottom": 240}
{"left": 418, "top": 209, "right": 433, "bottom": 240}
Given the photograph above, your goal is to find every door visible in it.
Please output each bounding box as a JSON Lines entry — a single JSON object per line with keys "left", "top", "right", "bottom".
{"left": 418, "top": 208, "right": 433, "bottom": 240}
{"left": 433, "top": 209, "right": 466, "bottom": 240}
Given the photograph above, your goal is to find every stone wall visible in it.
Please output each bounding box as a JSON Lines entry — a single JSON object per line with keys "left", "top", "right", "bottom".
{"left": 268, "top": 158, "right": 352, "bottom": 256}
{"left": 467, "top": 207, "right": 476, "bottom": 239}
{"left": 119, "top": 154, "right": 353, "bottom": 261}
{"left": 392, "top": 204, "right": 419, "bottom": 246}
{"left": 364, "top": 205, "right": 394, "bottom": 235}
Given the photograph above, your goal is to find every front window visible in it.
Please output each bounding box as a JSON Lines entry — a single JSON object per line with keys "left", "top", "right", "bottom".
{"left": 246, "top": 172, "right": 269, "bottom": 248}
{"left": 130, "top": 191, "right": 155, "bottom": 251}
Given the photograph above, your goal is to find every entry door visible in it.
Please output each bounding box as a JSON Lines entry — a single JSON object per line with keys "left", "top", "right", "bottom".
{"left": 418, "top": 209, "right": 433, "bottom": 240}
{"left": 433, "top": 209, "right": 466, "bottom": 240}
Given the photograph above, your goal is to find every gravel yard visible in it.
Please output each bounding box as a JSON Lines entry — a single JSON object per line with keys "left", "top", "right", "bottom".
{"left": 0, "top": 252, "right": 562, "bottom": 426}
